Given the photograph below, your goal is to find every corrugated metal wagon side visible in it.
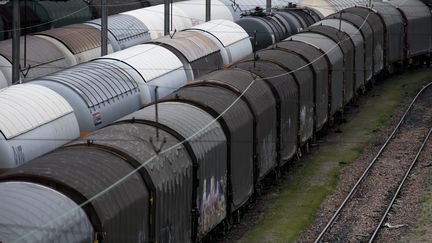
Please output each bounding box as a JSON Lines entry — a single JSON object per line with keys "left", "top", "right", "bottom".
{"left": 389, "top": 0, "right": 432, "bottom": 59}
{"left": 307, "top": 25, "right": 355, "bottom": 104}
{"left": 69, "top": 121, "right": 194, "bottom": 242}
{"left": 315, "top": 18, "right": 365, "bottom": 90}
{"left": 253, "top": 48, "right": 314, "bottom": 144}
{"left": 0, "top": 182, "right": 93, "bottom": 242}
{"left": 343, "top": 6, "right": 385, "bottom": 76}
{"left": 121, "top": 102, "right": 227, "bottom": 241}
{"left": 232, "top": 59, "right": 300, "bottom": 165}
{"left": 289, "top": 32, "right": 344, "bottom": 116}
{"left": 200, "top": 69, "right": 278, "bottom": 182}
{"left": 163, "top": 83, "right": 255, "bottom": 215}
{"left": 276, "top": 40, "right": 329, "bottom": 132}
{"left": 326, "top": 12, "right": 374, "bottom": 83}
{"left": 0, "top": 146, "right": 150, "bottom": 243}
{"left": 372, "top": 2, "right": 404, "bottom": 71}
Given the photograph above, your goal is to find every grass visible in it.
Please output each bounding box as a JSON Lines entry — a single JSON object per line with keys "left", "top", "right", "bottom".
{"left": 238, "top": 69, "right": 432, "bottom": 243}
{"left": 398, "top": 167, "right": 432, "bottom": 242}
{"left": 397, "top": 181, "right": 432, "bottom": 242}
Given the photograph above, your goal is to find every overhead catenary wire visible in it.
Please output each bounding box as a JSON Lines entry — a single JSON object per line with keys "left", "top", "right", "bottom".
{"left": 10, "top": 10, "right": 374, "bottom": 242}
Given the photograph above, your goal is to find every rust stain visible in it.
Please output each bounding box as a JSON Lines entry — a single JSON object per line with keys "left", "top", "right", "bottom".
{"left": 0, "top": 168, "right": 9, "bottom": 175}
{"left": 80, "top": 131, "right": 90, "bottom": 137}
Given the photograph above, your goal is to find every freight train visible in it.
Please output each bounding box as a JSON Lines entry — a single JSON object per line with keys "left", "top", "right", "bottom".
{"left": 0, "top": 0, "right": 431, "bottom": 242}
{"left": 0, "top": 0, "right": 306, "bottom": 87}
{"left": 0, "top": 5, "right": 319, "bottom": 168}
{"left": 0, "top": 0, "right": 188, "bottom": 40}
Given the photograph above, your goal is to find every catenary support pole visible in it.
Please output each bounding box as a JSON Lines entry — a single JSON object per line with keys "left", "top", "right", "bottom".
{"left": 12, "top": 0, "right": 20, "bottom": 84}
{"left": 101, "top": 0, "right": 108, "bottom": 56}
{"left": 266, "top": 0, "right": 271, "bottom": 12}
{"left": 206, "top": 0, "right": 211, "bottom": 21}
{"left": 164, "top": 0, "right": 170, "bottom": 36}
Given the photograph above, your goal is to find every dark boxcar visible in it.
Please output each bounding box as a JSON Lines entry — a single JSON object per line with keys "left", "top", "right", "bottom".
{"left": 253, "top": 48, "right": 314, "bottom": 143}
{"left": 232, "top": 59, "right": 300, "bottom": 164}
{"left": 151, "top": 31, "right": 223, "bottom": 80}
{"left": 307, "top": 25, "right": 355, "bottom": 104}
{"left": 276, "top": 40, "right": 329, "bottom": 132}
{"left": 343, "top": 6, "right": 385, "bottom": 75}
{"left": 389, "top": 0, "right": 432, "bottom": 58}
{"left": 163, "top": 84, "right": 254, "bottom": 213}
{"left": 326, "top": 12, "right": 374, "bottom": 82}
{"left": 289, "top": 32, "right": 344, "bottom": 116}
{"left": 372, "top": 2, "right": 404, "bottom": 69}
{"left": 200, "top": 69, "right": 277, "bottom": 181}
{"left": 121, "top": 102, "right": 227, "bottom": 240}
{"left": 316, "top": 18, "right": 365, "bottom": 90}
{"left": 0, "top": 147, "right": 149, "bottom": 243}
{"left": 69, "top": 121, "right": 193, "bottom": 242}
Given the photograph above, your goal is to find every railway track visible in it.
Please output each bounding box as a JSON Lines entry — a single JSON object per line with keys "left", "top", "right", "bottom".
{"left": 314, "top": 82, "right": 432, "bottom": 243}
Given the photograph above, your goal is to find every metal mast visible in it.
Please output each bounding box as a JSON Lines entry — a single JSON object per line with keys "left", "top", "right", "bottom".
{"left": 164, "top": 0, "right": 170, "bottom": 36}
{"left": 101, "top": 0, "right": 108, "bottom": 56}
{"left": 206, "top": 0, "right": 211, "bottom": 21}
{"left": 12, "top": 0, "right": 20, "bottom": 84}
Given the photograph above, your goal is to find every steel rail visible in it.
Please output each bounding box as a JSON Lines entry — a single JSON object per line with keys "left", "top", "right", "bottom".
{"left": 314, "top": 82, "right": 432, "bottom": 243}
{"left": 369, "top": 127, "right": 432, "bottom": 242}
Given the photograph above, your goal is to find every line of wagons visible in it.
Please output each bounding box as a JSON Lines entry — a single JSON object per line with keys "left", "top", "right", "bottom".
{"left": 0, "top": 0, "right": 316, "bottom": 88}
{"left": 0, "top": 4, "right": 322, "bottom": 168}
{"left": 1, "top": 0, "right": 431, "bottom": 242}
{"left": 0, "top": 0, "right": 187, "bottom": 40}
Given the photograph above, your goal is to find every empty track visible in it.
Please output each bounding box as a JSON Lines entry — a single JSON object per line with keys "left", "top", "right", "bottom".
{"left": 315, "top": 82, "right": 432, "bottom": 243}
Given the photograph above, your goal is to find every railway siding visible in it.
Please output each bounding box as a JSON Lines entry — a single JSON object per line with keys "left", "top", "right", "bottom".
{"left": 318, "top": 82, "right": 432, "bottom": 242}
{"left": 232, "top": 69, "right": 432, "bottom": 243}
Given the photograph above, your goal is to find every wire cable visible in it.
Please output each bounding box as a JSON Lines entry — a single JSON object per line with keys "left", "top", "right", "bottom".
{"left": 10, "top": 9, "right": 375, "bottom": 242}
